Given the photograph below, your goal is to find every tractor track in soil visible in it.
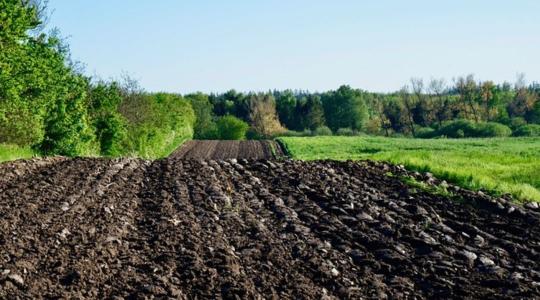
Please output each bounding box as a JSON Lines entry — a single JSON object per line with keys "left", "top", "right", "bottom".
{"left": 0, "top": 140, "right": 539, "bottom": 299}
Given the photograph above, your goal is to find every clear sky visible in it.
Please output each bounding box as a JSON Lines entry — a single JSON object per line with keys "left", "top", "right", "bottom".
{"left": 47, "top": 0, "right": 540, "bottom": 94}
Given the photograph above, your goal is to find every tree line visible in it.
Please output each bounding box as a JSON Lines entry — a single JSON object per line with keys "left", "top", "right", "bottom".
{"left": 188, "top": 77, "right": 540, "bottom": 140}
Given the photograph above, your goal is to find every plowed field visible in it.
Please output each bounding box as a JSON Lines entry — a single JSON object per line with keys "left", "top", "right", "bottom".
{"left": 171, "top": 140, "right": 284, "bottom": 160}
{"left": 1, "top": 143, "right": 539, "bottom": 298}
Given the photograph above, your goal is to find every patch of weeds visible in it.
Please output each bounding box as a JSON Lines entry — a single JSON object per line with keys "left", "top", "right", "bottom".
{"left": 384, "top": 171, "right": 395, "bottom": 178}
{"left": 400, "top": 176, "right": 458, "bottom": 200}
{"left": 269, "top": 142, "right": 277, "bottom": 158}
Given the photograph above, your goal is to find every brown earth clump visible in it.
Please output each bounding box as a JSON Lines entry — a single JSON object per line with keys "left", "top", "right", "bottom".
{"left": 0, "top": 156, "right": 539, "bottom": 299}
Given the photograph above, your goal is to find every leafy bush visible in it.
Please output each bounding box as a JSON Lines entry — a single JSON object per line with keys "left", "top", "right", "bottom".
{"left": 433, "top": 120, "right": 511, "bottom": 138}
{"left": 186, "top": 93, "right": 218, "bottom": 139}
{"left": 336, "top": 128, "right": 356, "bottom": 136}
{"left": 514, "top": 124, "right": 540, "bottom": 137}
{"left": 364, "top": 118, "right": 384, "bottom": 135}
{"left": 415, "top": 127, "right": 437, "bottom": 139}
{"left": 119, "top": 93, "right": 195, "bottom": 158}
{"left": 216, "top": 115, "right": 249, "bottom": 140}
{"left": 87, "top": 82, "right": 127, "bottom": 156}
{"left": 197, "top": 123, "right": 219, "bottom": 139}
{"left": 0, "top": 2, "right": 98, "bottom": 156}
{"left": 92, "top": 114, "right": 127, "bottom": 156}
{"left": 510, "top": 117, "right": 527, "bottom": 130}
{"left": 526, "top": 101, "right": 540, "bottom": 124}
{"left": 474, "top": 122, "right": 512, "bottom": 138}
{"left": 313, "top": 126, "right": 333, "bottom": 136}
{"left": 39, "top": 75, "right": 98, "bottom": 156}
{"left": 436, "top": 120, "right": 478, "bottom": 138}
{"left": 0, "top": 103, "right": 44, "bottom": 146}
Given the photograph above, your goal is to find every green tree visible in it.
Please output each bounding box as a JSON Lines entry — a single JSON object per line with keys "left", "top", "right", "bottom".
{"left": 428, "top": 78, "right": 453, "bottom": 126}
{"left": 0, "top": 1, "right": 97, "bottom": 155}
{"left": 119, "top": 92, "right": 195, "bottom": 158}
{"left": 382, "top": 96, "right": 408, "bottom": 134}
{"left": 322, "top": 85, "right": 368, "bottom": 131}
{"left": 87, "top": 82, "right": 127, "bottom": 156}
{"left": 399, "top": 86, "right": 417, "bottom": 136}
{"left": 186, "top": 92, "right": 218, "bottom": 139}
{"left": 216, "top": 115, "right": 249, "bottom": 140}
{"left": 0, "top": 1, "right": 40, "bottom": 46}
{"left": 301, "top": 95, "right": 325, "bottom": 130}
{"left": 275, "top": 90, "right": 297, "bottom": 129}
{"left": 211, "top": 89, "right": 249, "bottom": 120}
{"left": 39, "top": 75, "right": 96, "bottom": 156}
{"left": 527, "top": 101, "right": 540, "bottom": 124}
{"left": 455, "top": 75, "right": 481, "bottom": 122}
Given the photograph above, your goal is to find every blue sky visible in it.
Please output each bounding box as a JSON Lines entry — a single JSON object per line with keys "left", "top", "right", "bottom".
{"left": 47, "top": 0, "right": 540, "bottom": 93}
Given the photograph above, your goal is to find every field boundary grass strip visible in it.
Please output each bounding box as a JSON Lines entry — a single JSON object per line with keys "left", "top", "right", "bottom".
{"left": 274, "top": 138, "right": 291, "bottom": 159}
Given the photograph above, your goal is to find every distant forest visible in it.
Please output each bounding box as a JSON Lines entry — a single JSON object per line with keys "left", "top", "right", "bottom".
{"left": 188, "top": 76, "right": 540, "bottom": 139}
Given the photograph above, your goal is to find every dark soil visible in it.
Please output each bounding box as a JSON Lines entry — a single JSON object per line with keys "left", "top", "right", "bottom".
{"left": 1, "top": 156, "right": 539, "bottom": 299}
{"left": 171, "top": 140, "right": 284, "bottom": 160}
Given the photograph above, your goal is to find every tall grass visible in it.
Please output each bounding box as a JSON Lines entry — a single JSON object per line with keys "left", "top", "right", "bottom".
{"left": 278, "top": 136, "right": 540, "bottom": 202}
{"left": 0, "top": 144, "right": 35, "bottom": 163}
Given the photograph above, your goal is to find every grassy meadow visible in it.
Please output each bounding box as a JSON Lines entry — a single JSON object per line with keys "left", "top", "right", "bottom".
{"left": 278, "top": 136, "right": 540, "bottom": 202}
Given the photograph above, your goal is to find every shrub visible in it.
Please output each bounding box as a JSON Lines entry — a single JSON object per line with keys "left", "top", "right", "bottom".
{"left": 216, "top": 115, "right": 249, "bottom": 140}
{"left": 415, "top": 127, "right": 436, "bottom": 139}
{"left": 39, "top": 79, "right": 98, "bottom": 156}
{"left": 186, "top": 93, "right": 218, "bottom": 139}
{"left": 88, "top": 82, "right": 128, "bottom": 156}
{"left": 197, "top": 122, "right": 219, "bottom": 139}
{"left": 313, "top": 126, "right": 333, "bottom": 136}
{"left": 526, "top": 101, "right": 540, "bottom": 124}
{"left": 302, "top": 129, "right": 313, "bottom": 136}
{"left": 119, "top": 93, "right": 195, "bottom": 158}
{"left": 93, "top": 114, "right": 127, "bottom": 156}
{"left": 514, "top": 124, "right": 540, "bottom": 137}
{"left": 510, "top": 117, "right": 527, "bottom": 130}
{"left": 0, "top": 104, "right": 44, "bottom": 146}
{"left": 336, "top": 128, "right": 356, "bottom": 136}
{"left": 430, "top": 120, "right": 511, "bottom": 138}
{"left": 437, "top": 119, "right": 477, "bottom": 138}
{"left": 0, "top": 2, "right": 98, "bottom": 155}
{"left": 474, "top": 122, "right": 512, "bottom": 138}
{"left": 277, "top": 129, "right": 313, "bottom": 137}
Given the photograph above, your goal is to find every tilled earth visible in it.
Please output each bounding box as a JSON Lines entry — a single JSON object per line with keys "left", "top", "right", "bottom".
{"left": 1, "top": 156, "right": 540, "bottom": 299}
{"left": 171, "top": 140, "right": 284, "bottom": 160}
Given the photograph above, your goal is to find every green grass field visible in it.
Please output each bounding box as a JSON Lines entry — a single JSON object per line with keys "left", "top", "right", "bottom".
{"left": 278, "top": 136, "right": 540, "bottom": 202}
{"left": 0, "top": 144, "right": 35, "bottom": 163}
